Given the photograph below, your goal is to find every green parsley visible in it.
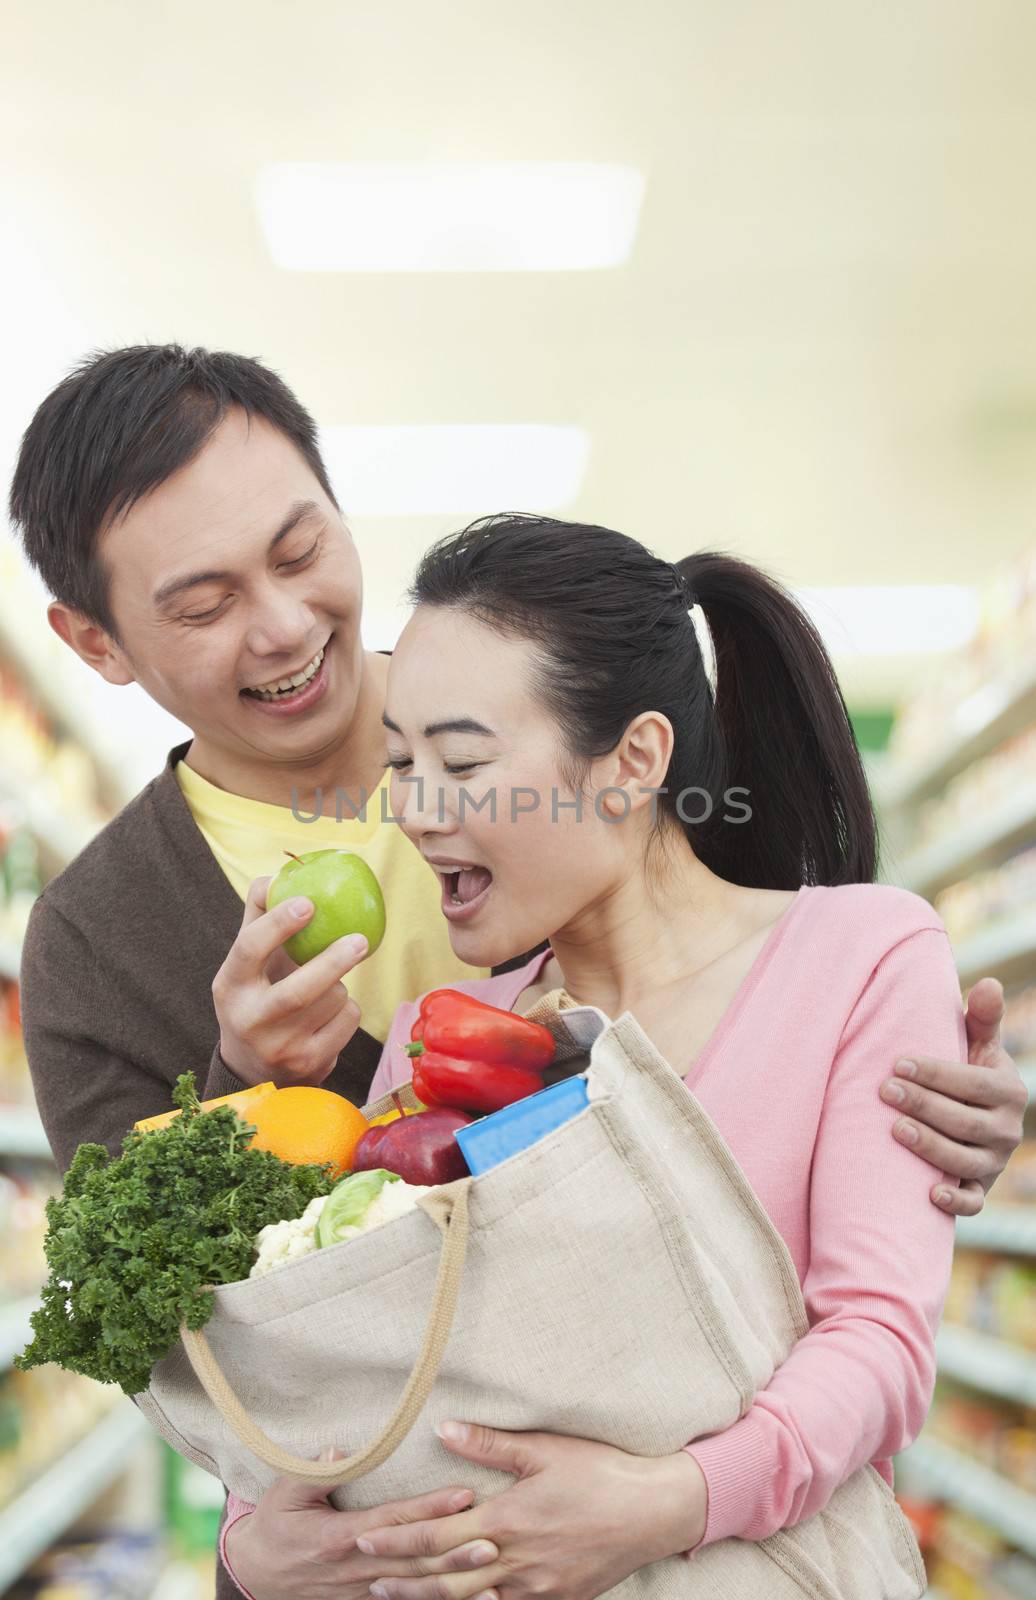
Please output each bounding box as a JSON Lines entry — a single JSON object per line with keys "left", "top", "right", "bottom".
{"left": 17, "top": 1074, "right": 333, "bottom": 1396}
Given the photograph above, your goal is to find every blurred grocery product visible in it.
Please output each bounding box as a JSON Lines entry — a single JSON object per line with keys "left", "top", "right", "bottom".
{"left": 0, "top": 1165, "right": 54, "bottom": 1299}
{"left": 0, "top": 978, "right": 32, "bottom": 1108}
{"left": 922, "top": 1504, "right": 1036, "bottom": 1600}
{"left": 0, "top": 1367, "right": 117, "bottom": 1513}
{"left": 926, "top": 1387, "right": 1036, "bottom": 1498}
{"left": 4, "top": 1530, "right": 164, "bottom": 1599}
{"left": 944, "top": 1252, "right": 1036, "bottom": 1351}
{"left": 0, "top": 660, "right": 109, "bottom": 835}
{"left": 1003, "top": 986, "right": 1036, "bottom": 1060}
{"left": 934, "top": 846, "right": 1036, "bottom": 946}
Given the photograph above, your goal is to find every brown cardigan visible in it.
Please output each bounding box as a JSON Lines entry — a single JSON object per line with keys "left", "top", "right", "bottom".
{"left": 20, "top": 743, "right": 541, "bottom": 1599}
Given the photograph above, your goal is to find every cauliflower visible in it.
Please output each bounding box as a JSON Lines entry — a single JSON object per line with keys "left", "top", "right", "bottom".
{"left": 331, "top": 1177, "right": 433, "bottom": 1242}
{"left": 250, "top": 1193, "right": 328, "bottom": 1278}
{"left": 249, "top": 1171, "right": 435, "bottom": 1277}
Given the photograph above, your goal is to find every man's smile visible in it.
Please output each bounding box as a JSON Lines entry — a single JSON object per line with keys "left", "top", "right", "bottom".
{"left": 242, "top": 639, "right": 328, "bottom": 701}
{"left": 239, "top": 635, "right": 334, "bottom": 716}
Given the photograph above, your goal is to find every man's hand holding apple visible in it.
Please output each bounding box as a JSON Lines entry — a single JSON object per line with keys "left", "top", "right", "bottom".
{"left": 212, "top": 876, "right": 368, "bottom": 1087}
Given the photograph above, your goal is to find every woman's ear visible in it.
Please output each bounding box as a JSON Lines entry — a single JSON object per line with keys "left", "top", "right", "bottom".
{"left": 598, "top": 712, "right": 674, "bottom": 815}
{"left": 48, "top": 601, "right": 136, "bottom": 686}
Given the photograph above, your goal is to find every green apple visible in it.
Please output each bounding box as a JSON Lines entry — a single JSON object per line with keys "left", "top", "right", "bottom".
{"left": 267, "top": 850, "right": 386, "bottom": 964}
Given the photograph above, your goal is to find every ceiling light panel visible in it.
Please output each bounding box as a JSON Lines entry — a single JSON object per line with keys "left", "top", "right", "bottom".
{"left": 255, "top": 163, "right": 645, "bottom": 271}
{"left": 320, "top": 424, "right": 590, "bottom": 515}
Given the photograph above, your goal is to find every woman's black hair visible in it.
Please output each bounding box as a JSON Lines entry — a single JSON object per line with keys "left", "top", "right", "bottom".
{"left": 410, "top": 514, "right": 877, "bottom": 889}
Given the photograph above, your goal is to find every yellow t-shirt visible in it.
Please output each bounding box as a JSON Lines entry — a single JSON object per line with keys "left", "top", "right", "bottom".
{"left": 176, "top": 759, "right": 487, "bottom": 1044}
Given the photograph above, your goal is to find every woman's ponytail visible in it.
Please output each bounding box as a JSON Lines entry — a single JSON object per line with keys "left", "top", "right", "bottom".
{"left": 676, "top": 552, "right": 877, "bottom": 889}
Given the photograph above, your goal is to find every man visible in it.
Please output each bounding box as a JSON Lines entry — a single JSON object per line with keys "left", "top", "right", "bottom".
{"left": 10, "top": 345, "right": 1028, "bottom": 1598}
{"left": 11, "top": 345, "right": 516, "bottom": 1161}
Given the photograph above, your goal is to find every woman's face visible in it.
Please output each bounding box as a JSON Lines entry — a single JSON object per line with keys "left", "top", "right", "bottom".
{"left": 383, "top": 605, "right": 635, "bottom": 967}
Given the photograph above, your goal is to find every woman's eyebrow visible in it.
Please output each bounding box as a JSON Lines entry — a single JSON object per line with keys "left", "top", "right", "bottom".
{"left": 382, "top": 713, "right": 496, "bottom": 738}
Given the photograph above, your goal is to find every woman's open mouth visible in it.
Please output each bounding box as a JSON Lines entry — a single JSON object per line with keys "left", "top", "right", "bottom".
{"left": 240, "top": 637, "right": 332, "bottom": 717}
{"left": 438, "top": 864, "right": 494, "bottom": 923}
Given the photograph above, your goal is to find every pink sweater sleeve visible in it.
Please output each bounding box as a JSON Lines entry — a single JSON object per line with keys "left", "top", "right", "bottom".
{"left": 219, "top": 1493, "right": 257, "bottom": 1598}
{"left": 685, "top": 927, "right": 963, "bottom": 1547}
{"left": 367, "top": 997, "right": 424, "bottom": 1102}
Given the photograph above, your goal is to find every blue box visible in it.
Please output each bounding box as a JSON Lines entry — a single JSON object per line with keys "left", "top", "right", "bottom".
{"left": 455, "top": 1075, "right": 590, "bottom": 1175}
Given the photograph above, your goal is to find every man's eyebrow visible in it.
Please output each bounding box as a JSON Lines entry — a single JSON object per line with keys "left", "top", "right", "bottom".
{"left": 152, "top": 500, "right": 323, "bottom": 608}
{"left": 382, "top": 713, "right": 496, "bottom": 738}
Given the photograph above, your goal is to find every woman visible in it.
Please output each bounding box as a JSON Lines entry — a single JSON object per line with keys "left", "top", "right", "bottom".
{"left": 227, "top": 515, "right": 973, "bottom": 1599}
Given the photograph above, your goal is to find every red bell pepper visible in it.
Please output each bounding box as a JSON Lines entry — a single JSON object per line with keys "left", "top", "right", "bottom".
{"left": 408, "top": 988, "right": 555, "bottom": 1072}
{"left": 409, "top": 1051, "right": 545, "bottom": 1116}
{"left": 405, "top": 988, "right": 556, "bottom": 1115}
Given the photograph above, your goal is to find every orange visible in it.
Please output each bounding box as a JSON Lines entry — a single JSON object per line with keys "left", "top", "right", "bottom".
{"left": 246, "top": 1087, "right": 369, "bottom": 1179}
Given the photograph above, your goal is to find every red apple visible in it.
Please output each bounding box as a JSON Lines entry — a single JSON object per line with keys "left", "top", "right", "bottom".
{"left": 351, "top": 1122, "right": 391, "bottom": 1171}
{"left": 362, "top": 1107, "right": 472, "bottom": 1185}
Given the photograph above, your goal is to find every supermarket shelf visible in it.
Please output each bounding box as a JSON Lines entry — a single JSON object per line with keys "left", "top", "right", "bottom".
{"left": 0, "top": 761, "right": 99, "bottom": 871}
{"left": 897, "top": 778, "right": 1036, "bottom": 900}
{"left": 955, "top": 1206, "right": 1036, "bottom": 1256}
{"left": 0, "top": 1295, "right": 37, "bottom": 1369}
{"left": 0, "top": 1402, "right": 152, "bottom": 1592}
{"left": 936, "top": 1324, "right": 1036, "bottom": 1407}
{"left": 0, "top": 1106, "right": 52, "bottom": 1159}
{"left": 954, "top": 909, "right": 1036, "bottom": 988}
{"left": 879, "top": 658, "right": 1036, "bottom": 813}
{"left": 0, "top": 940, "right": 19, "bottom": 980}
{"left": 897, "top": 1436, "right": 1036, "bottom": 1560}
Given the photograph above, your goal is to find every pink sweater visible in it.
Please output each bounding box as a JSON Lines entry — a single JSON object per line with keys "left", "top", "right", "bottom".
{"left": 222, "top": 883, "right": 962, "bottom": 1583}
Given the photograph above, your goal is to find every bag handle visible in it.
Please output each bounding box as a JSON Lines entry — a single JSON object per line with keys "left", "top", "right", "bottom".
{"left": 176, "top": 1180, "right": 471, "bottom": 1486}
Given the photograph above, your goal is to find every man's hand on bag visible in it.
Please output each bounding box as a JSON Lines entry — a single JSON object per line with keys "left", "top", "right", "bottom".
{"left": 212, "top": 876, "right": 367, "bottom": 1087}
{"left": 351, "top": 1423, "right": 710, "bottom": 1600}
{"left": 225, "top": 1449, "right": 501, "bottom": 1600}
{"left": 880, "top": 977, "right": 1028, "bottom": 1217}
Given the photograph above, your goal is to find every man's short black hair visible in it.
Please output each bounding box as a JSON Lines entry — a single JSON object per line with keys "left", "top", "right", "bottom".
{"left": 8, "top": 343, "right": 339, "bottom": 636}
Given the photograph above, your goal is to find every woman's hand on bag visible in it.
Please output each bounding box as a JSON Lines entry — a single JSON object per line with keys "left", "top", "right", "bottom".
{"left": 881, "top": 976, "right": 1029, "bottom": 1218}
{"left": 212, "top": 876, "right": 368, "bottom": 1087}
{"left": 225, "top": 1449, "right": 502, "bottom": 1600}
{"left": 352, "top": 1423, "right": 709, "bottom": 1600}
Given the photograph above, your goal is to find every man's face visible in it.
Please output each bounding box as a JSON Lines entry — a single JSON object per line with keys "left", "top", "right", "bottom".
{"left": 96, "top": 408, "right": 364, "bottom": 772}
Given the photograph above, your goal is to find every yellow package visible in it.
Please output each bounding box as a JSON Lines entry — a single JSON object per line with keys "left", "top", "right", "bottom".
{"left": 134, "top": 1082, "right": 276, "bottom": 1134}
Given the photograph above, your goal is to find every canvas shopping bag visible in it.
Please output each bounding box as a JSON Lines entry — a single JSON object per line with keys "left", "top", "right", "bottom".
{"left": 139, "top": 995, "right": 927, "bottom": 1600}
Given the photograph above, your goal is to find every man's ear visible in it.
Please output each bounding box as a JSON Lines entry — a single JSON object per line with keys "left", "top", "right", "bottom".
{"left": 47, "top": 602, "right": 136, "bottom": 686}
